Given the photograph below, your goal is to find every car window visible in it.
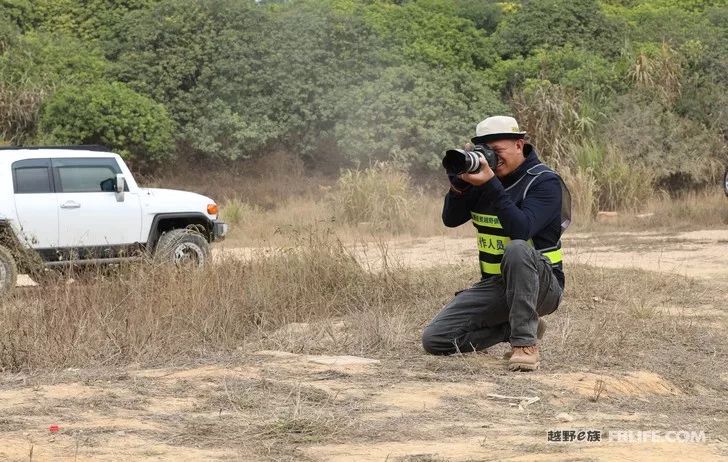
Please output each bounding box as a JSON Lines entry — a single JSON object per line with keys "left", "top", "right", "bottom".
{"left": 52, "top": 158, "right": 126, "bottom": 193}
{"left": 57, "top": 166, "right": 117, "bottom": 193}
{"left": 12, "top": 159, "right": 53, "bottom": 194}
{"left": 14, "top": 167, "right": 52, "bottom": 193}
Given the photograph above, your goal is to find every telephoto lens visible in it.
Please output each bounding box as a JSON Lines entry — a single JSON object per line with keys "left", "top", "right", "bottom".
{"left": 442, "top": 149, "right": 481, "bottom": 175}
{"left": 442, "top": 145, "right": 498, "bottom": 175}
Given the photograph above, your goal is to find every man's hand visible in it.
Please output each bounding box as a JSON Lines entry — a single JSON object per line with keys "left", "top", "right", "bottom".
{"left": 459, "top": 153, "right": 495, "bottom": 186}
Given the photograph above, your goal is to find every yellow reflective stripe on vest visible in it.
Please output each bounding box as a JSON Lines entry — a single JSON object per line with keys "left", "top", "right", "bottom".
{"left": 471, "top": 212, "right": 502, "bottom": 229}
{"left": 478, "top": 243, "right": 562, "bottom": 275}
{"left": 477, "top": 233, "right": 509, "bottom": 255}
{"left": 480, "top": 261, "right": 501, "bottom": 275}
{"left": 542, "top": 248, "right": 563, "bottom": 264}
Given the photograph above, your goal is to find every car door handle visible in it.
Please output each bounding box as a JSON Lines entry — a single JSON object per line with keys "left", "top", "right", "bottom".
{"left": 60, "top": 201, "right": 81, "bottom": 209}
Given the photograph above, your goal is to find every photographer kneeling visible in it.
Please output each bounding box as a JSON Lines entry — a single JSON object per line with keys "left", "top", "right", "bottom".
{"left": 421, "top": 116, "right": 570, "bottom": 371}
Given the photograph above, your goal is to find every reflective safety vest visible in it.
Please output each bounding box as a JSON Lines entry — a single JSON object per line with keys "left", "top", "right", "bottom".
{"left": 471, "top": 163, "right": 570, "bottom": 278}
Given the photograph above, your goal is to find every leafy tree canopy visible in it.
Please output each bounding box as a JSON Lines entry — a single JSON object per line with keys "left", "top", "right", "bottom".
{"left": 38, "top": 82, "right": 174, "bottom": 169}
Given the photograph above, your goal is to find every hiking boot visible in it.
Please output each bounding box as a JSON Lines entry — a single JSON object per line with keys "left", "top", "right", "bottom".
{"left": 508, "top": 345, "right": 541, "bottom": 371}
{"left": 503, "top": 318, "right": 546, "bottom": 360}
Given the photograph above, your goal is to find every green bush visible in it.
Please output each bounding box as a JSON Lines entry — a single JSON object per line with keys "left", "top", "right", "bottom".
{"left": 28, "top": 0, "right": 156, "bottom": 42}
{"left": 0, "top": 0, "right": 726, "bottom": 193}
{"left": 452, "top": 0, "right": 503, "bottom": 32}
{"left": 0, "top": 31, "right": 108, "bottom": 86}
{"left": 179, "top": 99, "right": 277, "bottom": 161}
{"left": 490, "top": 45, "right": 626, "bottom": 98}
{"left": 362, "top": 0, "right": 497, "bottom": 69}
{"left": 0, "top": 29, "right": 112, "bottom": 143}
{"left": 603, "top": 1, "right": 725, "bottom": 46}
{"left": 494, "top": 0, "right": 625, "bottom": 58}
{"left": 0, "top": 0, "right": 31, "bottom": 30}
{"left": 110, "top": 0, "right": 387, "bottom": 161}
{"left": 38, "top": 82, "right": 174, "bottom": 169}
{"left": 0, "top": 17, "right": 18, "bottom": 54}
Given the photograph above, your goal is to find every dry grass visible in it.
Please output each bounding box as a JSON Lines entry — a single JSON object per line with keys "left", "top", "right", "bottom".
{"left": 33, "top": 164, "right": 718, "bottom": 372}
{"left": 3, "top": 229, "right": 725, "bottom": 384}
{"left": 564, "top": 140, "right": 657, "bottom": 213}
{"left": 0, "top": 82, "right": 48, "bottom": 144}
{"left": 550, "top": 264, "right": 724, "bottom": 376}
{"left": 0, "top": 229, "right": 463, "bottom": 371}
{"left": 573, "top": 189, "right": 728, "bottom": 232}
{"left": 179, "top": 165, "right": 728, "bottom": 245}
{"left": 213, "top": 182, "right": 727, "bottom": 246}
{"left": 139, "top": 151, "right": 330, "bottom": 211}
{"left": 332, "top": 163, "right": 414, "bottom": 232}
{"left": 255, "top": 259, "right": 728, "bottom": 390}
{"left": 137, "top": 155, "right": 728, "bottom": 248}
{"left": 212, "top": 169, "right": 469, "bottom": 247}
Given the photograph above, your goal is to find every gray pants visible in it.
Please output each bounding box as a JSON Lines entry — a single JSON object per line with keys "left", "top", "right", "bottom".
{"left": 422, "top": 240, "right": 562, "bottom": 355}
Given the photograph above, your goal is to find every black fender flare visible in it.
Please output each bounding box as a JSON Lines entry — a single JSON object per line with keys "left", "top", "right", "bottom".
{"left": 147, "top": 213, "right": 214, "bottom": 250}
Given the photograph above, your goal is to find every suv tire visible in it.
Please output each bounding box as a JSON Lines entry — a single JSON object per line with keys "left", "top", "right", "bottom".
{"left": 0, "top": 245, "right": 18, "bottom": 297}
{"left": 154, "top": 229, "right": 210, "bottom": 268}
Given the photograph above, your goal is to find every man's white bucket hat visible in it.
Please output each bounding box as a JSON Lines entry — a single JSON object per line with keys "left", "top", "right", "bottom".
{"left": 471, "top": 115, "right": 527, "bottom": 144}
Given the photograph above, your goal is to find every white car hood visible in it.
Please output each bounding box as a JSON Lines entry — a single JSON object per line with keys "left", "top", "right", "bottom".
{"left": 141, "top": 188, "right": 216, "bottom": 216}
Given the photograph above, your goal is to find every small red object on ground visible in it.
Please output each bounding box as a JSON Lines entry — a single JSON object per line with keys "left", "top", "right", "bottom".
{"left": 49, "top": 424, "right": 60, "bottom": 433}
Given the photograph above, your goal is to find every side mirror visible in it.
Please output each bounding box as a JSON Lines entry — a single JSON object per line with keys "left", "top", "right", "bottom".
{"left": 115, "top": 174, "right": 125, "bottom": 202}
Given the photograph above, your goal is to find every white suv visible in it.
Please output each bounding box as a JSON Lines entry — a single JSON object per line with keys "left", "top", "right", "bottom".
{"left": 0, "top": 146, "right": 227, "bottom": 295}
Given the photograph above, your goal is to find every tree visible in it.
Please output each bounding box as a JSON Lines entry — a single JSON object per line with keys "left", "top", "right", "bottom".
{"left": 0, "top": 31, "right": 110, "bottom": 143}
{"left": 0, "top": 32, "right": 108, "bottom": 86}
{"left": 332, "top": 65, "right": 507, "bottom": 170}
{"left": 0, "top": 0, "right": 32, "bottom": 30}
{"left": 489, "top": 45, "right": 625, "bottom": 98}
{"left": 110, "top": 0, "right": 388, "bottom": 160}
{"left": 38, "top": 82, "right": 174, "bottom": 169}
{"left": 28, "top": 0, "right": 158, "bottom": 42}
{"left": 452, "top": 0, "right": 504, "bottom": 33}
{"left": 494, "top": 0, "right": 625, "bottom": 59}
{"left": 363, "top": 0, "right": 497, "bottom": 69}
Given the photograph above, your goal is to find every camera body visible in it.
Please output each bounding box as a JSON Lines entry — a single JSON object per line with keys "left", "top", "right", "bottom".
{"left": 442, "top": 144, "right": 498, "bottom": 176}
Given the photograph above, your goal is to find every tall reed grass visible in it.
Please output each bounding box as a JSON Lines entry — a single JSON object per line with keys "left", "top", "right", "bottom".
{"left": 332, "top": 163, "right": 414, "bottom": 232}
{"left": 563, "top": 140, "right": 656, "bottom": 219}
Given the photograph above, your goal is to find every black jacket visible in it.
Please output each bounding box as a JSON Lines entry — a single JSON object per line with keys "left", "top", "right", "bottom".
{"left": 443, "top": 144, "right": 565, "bottom": 287}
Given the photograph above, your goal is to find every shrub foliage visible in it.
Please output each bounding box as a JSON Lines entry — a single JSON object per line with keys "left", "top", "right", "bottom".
{"left": 0, "top": 0, "right": 725, "bottom": 197}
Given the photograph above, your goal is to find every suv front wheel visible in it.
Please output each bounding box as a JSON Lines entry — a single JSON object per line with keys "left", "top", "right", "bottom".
{"left": 0, "top": 245, "right": 18, "bottom": 297}
{"left": 154, "top": 229, "right": 211, "bottom": 268}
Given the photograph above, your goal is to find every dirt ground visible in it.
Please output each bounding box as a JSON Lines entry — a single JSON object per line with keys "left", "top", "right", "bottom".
{"left": 3, "top": 229, "right": 728, "bottom": 461}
